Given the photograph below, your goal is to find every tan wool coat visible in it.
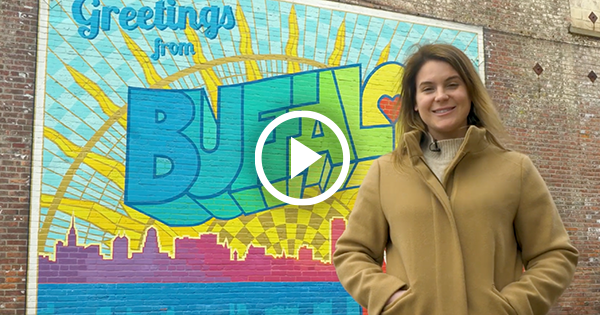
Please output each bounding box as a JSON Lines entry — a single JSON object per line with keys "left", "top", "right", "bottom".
{"left": 333, "top": 126, "right": 578, "bottom": 315}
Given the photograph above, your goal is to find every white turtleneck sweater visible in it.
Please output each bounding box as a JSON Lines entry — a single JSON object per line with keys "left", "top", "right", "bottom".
{"left": 420, "top": 134, "right": 465, "bottom": 182}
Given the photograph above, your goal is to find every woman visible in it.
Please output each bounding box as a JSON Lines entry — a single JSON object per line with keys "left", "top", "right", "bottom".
{"left": 333, "top": 44, "right": 578, "bottom": 315}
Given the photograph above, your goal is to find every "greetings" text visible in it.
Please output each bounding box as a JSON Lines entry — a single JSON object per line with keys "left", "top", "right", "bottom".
{"left": 72, "top": 0, "right": 236, "bottom": 40}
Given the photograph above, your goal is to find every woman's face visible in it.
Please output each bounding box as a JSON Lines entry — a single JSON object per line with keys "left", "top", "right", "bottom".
{"left": 414, "top": 60, "right": 471, "bottom": 140}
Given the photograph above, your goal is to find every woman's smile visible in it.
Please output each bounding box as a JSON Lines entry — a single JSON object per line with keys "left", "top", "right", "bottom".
{"left": 432, "top": 106, "right": 457, "bottom": 115}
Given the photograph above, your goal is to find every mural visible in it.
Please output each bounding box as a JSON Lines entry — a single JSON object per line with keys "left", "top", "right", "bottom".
{"left": 29, "top": 0, "right": 483, "bottom": 313}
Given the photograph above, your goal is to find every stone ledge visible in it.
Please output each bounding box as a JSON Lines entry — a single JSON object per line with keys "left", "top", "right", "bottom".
{"left": 569, "top": 25, "right": 600, "bottom": 39}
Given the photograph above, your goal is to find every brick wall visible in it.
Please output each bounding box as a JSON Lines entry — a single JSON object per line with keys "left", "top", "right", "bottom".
{"left": 0, "top": 0, "right": 38, "bottom": 313}
{"left": 335, "top": 0, "right": 600, "bottom": 313}
{"left": 1, "top": 0, "right": 599, "bottom": 314}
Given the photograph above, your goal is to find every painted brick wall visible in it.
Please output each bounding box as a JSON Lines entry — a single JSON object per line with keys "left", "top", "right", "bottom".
{"left": 1, "top": 0, "right": 599, "bottom": 314}
{"left": 0, "top": 0, "right": 38, "bottom": 313}
{"left": 568, "top": 0, "right": 600, "bottom": 35}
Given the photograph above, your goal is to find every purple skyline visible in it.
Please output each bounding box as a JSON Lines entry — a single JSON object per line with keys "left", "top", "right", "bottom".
{"left": 38, "top": 219, "right": 346, "bottom": 284}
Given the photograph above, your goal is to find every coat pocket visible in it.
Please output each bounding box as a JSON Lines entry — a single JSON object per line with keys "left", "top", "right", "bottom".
{"left": 381, "top": 287, "right": 415, "bottom": 315}
{"left": 491, "top": 285, "right": 518, "bottom": 315}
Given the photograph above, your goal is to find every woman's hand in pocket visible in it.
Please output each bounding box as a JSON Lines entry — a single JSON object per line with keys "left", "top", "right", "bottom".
{"left": 385, "top": 289, "right": 408, "bottom": 307}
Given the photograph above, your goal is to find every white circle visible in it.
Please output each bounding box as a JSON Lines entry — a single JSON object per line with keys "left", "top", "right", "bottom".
{"left": 254, "top": 111, "right": 350, "bottom": 206}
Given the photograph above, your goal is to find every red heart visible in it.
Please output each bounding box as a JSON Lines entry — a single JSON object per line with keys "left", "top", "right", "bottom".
{"left": 378, "top": 95, "right": 401, "bottom": 123}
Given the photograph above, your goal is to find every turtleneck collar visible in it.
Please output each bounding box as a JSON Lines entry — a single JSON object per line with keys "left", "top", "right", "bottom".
{"left": 403, "top": 125, "right": 491, "bottom": 161}
{"left": 420, "top": 133, "right": 464, "bottom": 161}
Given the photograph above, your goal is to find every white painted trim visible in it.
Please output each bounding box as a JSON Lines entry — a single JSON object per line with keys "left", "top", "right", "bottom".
{"left": 477, "top": 28, "right": 486, "bottom": 83}
{"left": 27, "top": 0, "right": 51, "bottom": 313}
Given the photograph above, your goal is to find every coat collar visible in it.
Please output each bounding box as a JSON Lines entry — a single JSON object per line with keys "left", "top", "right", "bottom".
{"left": 403, "top": 125, "right": 491, "bottom": 161}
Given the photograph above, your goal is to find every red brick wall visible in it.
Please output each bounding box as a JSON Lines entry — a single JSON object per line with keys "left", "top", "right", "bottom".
{"left": 0, "top": 0, "right": 37, "bottom": 313}
{"left": 485, "top": 32, "right": 600, "bottom": 315}
{"left": 339, "top": 1, "right": 600, "bottom": 313}
{"left": 2, "top": 0, "right": 599, "bottom": 313}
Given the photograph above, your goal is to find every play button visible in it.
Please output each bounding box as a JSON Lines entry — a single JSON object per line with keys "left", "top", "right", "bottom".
{"left": 255, "top": 111, "right": 350, "bottom": 206}
{"left": 290, "top": 138, "right": 322, "bottom": 179}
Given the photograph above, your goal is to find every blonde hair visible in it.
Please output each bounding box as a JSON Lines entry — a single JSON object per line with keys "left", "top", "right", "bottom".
{"left": 392, "top": 44, "right": 508, "bottom": 163}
